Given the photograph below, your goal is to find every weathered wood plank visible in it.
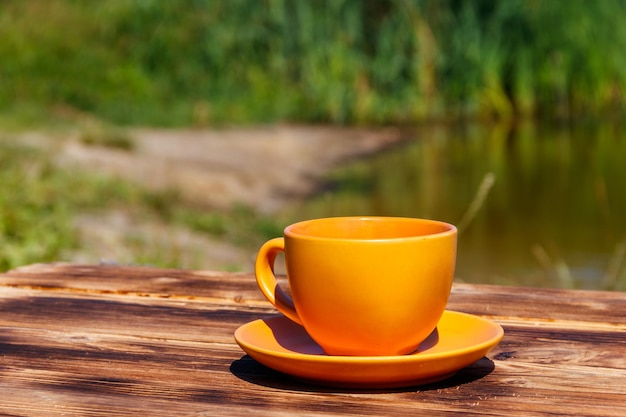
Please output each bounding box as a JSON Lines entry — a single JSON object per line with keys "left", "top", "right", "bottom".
{"left": 3, "top": 263, "right": 625, "bottom": 324}
{"left": 0, "top": 263, "right": 265, "bottom": 305}
{"left": 1, "top": 263, "right": 626, "bottom": 416}
{"left": 448, "top": 283, "right": 626, "bottom": 325}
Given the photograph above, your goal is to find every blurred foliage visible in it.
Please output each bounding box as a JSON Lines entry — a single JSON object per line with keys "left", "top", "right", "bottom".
{"left": 1, "top": 0, "right": 626, "bottom": 126}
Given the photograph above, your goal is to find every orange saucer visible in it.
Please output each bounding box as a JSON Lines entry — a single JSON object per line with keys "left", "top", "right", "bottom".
{"left": 234, "top": 310, "right": 503, "bottom": 389}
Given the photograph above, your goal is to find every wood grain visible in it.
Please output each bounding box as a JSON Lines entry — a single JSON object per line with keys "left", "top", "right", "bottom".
{"left": 1, "top": 263, "right": 625, "bottom": 416}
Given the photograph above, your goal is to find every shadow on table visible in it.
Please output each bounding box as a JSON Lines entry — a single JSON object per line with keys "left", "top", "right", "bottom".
{"left": 230, "top": 355, "right": 495, "bottom": 394}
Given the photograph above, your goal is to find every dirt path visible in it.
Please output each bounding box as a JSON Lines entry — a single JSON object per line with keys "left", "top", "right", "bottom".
{"left": 48, "top": 125, "right": 406, "bottom": 270}
{"left": 59, "top": 125, "right": 406, "bottom": 213}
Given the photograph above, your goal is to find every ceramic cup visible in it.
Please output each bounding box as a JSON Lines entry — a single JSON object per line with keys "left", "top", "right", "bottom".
{"left": 254, "top": 216, "right": 457, "bottom": 356}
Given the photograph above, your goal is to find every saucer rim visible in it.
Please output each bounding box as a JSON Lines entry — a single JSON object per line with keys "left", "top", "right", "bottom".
{"left": 234, "top": 310, "right": 503, "bottom": 388}
{"left": 234, "top": 310, "right": 504, "bottom": 363}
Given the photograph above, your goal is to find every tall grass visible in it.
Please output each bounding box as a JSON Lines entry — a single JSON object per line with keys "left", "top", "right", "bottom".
{"left": 1, "top": 0, "right": 626, "bottom": 126}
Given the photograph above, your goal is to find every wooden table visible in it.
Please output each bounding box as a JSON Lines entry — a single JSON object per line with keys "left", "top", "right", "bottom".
{"left": 1, "top": 263, "right": 625, "bottom": 416}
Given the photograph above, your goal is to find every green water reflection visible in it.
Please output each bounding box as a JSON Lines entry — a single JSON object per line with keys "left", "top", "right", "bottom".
{"left": 287, "top": 122, "right": 626, "bottom": 290}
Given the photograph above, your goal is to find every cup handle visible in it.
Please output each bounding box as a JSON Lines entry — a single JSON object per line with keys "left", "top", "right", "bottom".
{"left": 254, "top": 237, "right": 303, "bottom": 326}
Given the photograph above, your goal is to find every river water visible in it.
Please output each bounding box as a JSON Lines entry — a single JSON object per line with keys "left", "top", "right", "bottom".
{"left": 287, "top": 121, "right": 626, "bottom": 290}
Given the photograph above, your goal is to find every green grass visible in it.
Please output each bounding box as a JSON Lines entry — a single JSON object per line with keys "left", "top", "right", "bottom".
{"left": 0, "top": 141, "right": 78, "bottom": 270}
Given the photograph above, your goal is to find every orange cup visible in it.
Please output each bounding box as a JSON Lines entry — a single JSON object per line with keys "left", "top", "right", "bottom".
{"left": 255, "top": 216, "right": 457, "bottom": 356}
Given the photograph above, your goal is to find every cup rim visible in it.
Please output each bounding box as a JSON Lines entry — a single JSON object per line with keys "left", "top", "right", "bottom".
{"left": 284, "top": 216, "right": 457, "bottom": 242}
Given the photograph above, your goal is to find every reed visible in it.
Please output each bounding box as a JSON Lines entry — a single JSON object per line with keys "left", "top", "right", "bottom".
{"left": 2, "top": 0, "right": 626, "bottom": 126}
{"left": 457, "top": 172, "right": 496, "bottom": 233}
